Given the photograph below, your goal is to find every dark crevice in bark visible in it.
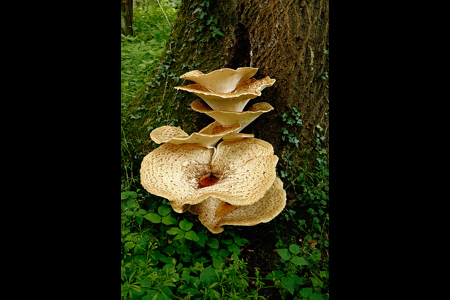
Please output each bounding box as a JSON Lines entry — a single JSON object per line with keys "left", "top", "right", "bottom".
{"left": 225, "top": 23, "right": 251, "bottom": 70}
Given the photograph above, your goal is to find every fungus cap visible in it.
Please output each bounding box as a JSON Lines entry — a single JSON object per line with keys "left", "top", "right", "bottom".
{"left": 180, "top": 67, "right": 258, "bottom": 93}
{"left": 175, "top": 76, "right": 276, "bottom": 112}
{"left": 150, "top": 122, "right": 240, "bottom": 147}
{"left": 150, "top": 126, "right": 188, "bottom": 144}
{"left": 189, "top": 177, "right": 286, "bottom": 233}
{"left": 170, "top": 137, "right": 278, "bottom": 211}
{"left": 191, "top": 100, "right": 274, "bottom": 133}
{"left": 140, "top": 143, "right": 215, "bottom": 211}
{"left": 140, "top": 137, "right": 278, "bottom": 213}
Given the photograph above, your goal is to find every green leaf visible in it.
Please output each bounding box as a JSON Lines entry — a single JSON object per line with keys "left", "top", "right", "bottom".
{"left": 292, "top": 274, "right": 303, "bottom": 285}
{"left": 281, "top": 276, "right": 296, "bottom": 295}
{"left": 174, "top": 232, "right": 185, "bottom": 240}
{"left": 144, "top": 290, "right": 156, "bottom": 300}
{"left": 207, "top": 249, "right": 219, "bottom": 257}
{"left": 179, "top": 219, "right": 193, "bottom": 231}
{"left": 291, "top": 256, "right": 308, "bottom": 266}
{"left": 277, "top": 249, "right": 291, "bottom": 261}
{"left": 195, "top": 231, "right": 207, "bottom": 247}
{"left": 319, "top": 271, "right": 328, "bottom": 279}
{"left": 197, "top": 256, "right": 210, "bottom": 263}
{"left": 124, "top": 242, "right": 135, "bottom": 252}
{"left": 160, "top": 256, "right": 174, "bottom": 264}
{"left": 266, "top": 270, "right": 284, "bottom": 280}
{"left": 193, "top": 7, "right": 202, "bottom": 14}
{"left": 162, "top": 215, "right": 177, "bottom": 225}
{"left": 206, "top": 238, "right": 219, "bottom": 249}
{"left": 300, "top": 287, "right": 313, "bottom": 298}
{"left": 289, "top": 244, "right": 301, "bottom": 255}
{"left": 200, "top": 266, "right": 217, "bottom": 287}
{"left": 158, "top": 205, "right": 172, "bottom": 216}
{"left": 228, "top": 244, "right": 240, "bottom": 256}
{"left": 164, "top": 246, "right": 175, "bottom": 256}
{"left": 234, "top": 236, "right": 249, "bottom": 246}
{"left": 311, "top": 276, "right": 324, "bottom": 287}
{"left": 144, "top": 213, "right": 161, "bottom": 224}
{"left": 185, "top": 230, "right": 199, "bottom": 241}
{"left": 180, "top": 288, "right": 198, "bottom": 296}
{"left": 136, "top": 279, "right": 152, "bottom": 288}
{"left": 181, "top": 272, "right": 191, "bottom": 284}
{"left": 221, "top": 238, "right": 233, "bottom": 245}
{"left": 167, "top": 227, "right": 183, "bottom": 235}
{"left": 310, "top": 294, "right": 325, "bottom": 300}
{"left": 212, "top": 256, "right": 225, "bottom": 269}
{"left": 121, "top": 191, "right": 137, "bottom": 200}
{"left": 219, "top": 248, "right": 231, "bottom": 257}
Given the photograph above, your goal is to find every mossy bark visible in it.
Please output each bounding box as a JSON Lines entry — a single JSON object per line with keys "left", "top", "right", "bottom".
{"left": 122, "top": 0, "right": 329, "bottom": 179}
{"left": 121, "top": 0, "right": 134, "bottom": 36}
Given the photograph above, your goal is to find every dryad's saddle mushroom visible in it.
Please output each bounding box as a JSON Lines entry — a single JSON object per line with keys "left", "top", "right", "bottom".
{"left": 139, "top": 67, "right": 286, "bottom": 234}
{"left": 175, "top": 68, "right": 275, "bottom": 112}
{"left": 140, "top": 137, "right": 279, "bottom": 213}
{"left": 180, "top": 67, "right": 258, "bottom": 94}
{"left": 191, "top": 100, "right": 274, "bottom": 133}
{"left": 189, "top": 178, "right": 286, "bottom": 233}
{"left": 150, "top": 122, "right": 240, "bottom": 147}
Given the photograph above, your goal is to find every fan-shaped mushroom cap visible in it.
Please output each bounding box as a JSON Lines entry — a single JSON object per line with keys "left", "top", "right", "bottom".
{"left": 191, "top": 100, "right": 274, "bottom": 133}
{"left": 180, "top": 67, "right": 258, "bottom": 93}
{"left": 211, "top": 136, "right": 275, "bottom": 169}
{"left": 169, "top": 138, "right": 278, "bottom": 211}
{"left": 149, "top": 122, "right": 240, "bottom": 147}
{"left": 150, "top": 126, "right": 189, "bottom": 144}
{"left": 189, "top": 177, "right": 286, "bottom": 233}
{"left": 140, "top": 143, "right": 214, "bottom": 212}
{"left": 140, "top": 137, "right": 279, "bottom": 213}
{"left": 175, "top": 76, "right": 276, "bottom": 112}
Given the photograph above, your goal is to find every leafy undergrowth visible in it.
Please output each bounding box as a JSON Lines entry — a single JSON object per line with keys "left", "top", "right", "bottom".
{"left": 121, "top": 0, "right": 177, "bottom": 104}
{"left": 121, "top": 2, "right": 329, "bottom": 299}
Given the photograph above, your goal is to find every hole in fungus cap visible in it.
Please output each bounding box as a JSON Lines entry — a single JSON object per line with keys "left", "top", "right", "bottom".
{"left": 198, "top": 172, "right": 220, "bottom": 188}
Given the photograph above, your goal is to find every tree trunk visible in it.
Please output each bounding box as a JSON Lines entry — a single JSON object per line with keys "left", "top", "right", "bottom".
{"left": 123, "top": 0, "right": 329, "bottom": 185}
{"left": 121, "top": 0, "right": 134, "bottom": 36}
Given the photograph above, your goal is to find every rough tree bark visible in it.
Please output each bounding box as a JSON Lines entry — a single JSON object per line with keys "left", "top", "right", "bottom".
{"left": 121, "top": 0, "right": 134, "bottom": 36}
{"left": 123, "top": 0, "right": 329, "bottom": 187}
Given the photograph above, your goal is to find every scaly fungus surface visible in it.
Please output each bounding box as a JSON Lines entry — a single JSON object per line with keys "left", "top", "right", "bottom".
{"left": 140, "top": 137, "right": 278, "bottom": 213}
{"left": 191, "top": 100, "right": 274, "bottom": 133}
{"left": 175, "top": 75, "right": 276, "bottom": 111}
{"left": 180, "top": 67, "right": 258, "bottom": 94}
{"left": 189, "top": 177, "right": 286, "bottom": 233}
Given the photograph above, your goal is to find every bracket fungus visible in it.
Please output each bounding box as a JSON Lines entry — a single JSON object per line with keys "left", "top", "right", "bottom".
{"left": 150, "top": 122, "right": 240, "bottom": 147}
{"left": 191, "top": 100, "right": 274, "bottom": 133}
{"left": 180, "top": 67, "right": 258, "bottom": 93}
{"left": 140, "top": 137, "right": 279, "bottom": 214}
{"left": 188, "top": 178, "right": 286, "bottom": 233}
{"left": 175, "top": 69, "right": 275, "bottom": 111}
{"left": 139, "top": 66, "right": 286, "bottom": 234}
